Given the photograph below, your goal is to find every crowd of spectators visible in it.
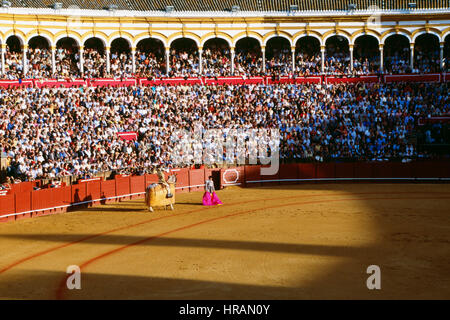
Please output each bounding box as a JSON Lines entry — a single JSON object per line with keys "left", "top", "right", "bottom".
{"left": 0, "top": 42, "right": 447, "bottom": 80}
{"left": 135, "top": 50, "right": 166, "bottom": 78}
{"left": 54, "top": 47, "right": 80, "bottom": 79}
{"left": 294, "top": 53, "right": 321, "bottom": 76}
{"left": 202, "top": 47, "right": 232, "bottom": 77}
{"left": 1, "top": 81, "right": 448, "bottom": 182}
{"left": 169, "top": 48, "right": 200, "bottom": 77}
{"left": 233, "top": 49, "right": 262, "bottom": 76}
{"left": 110, "top": 51, "right": 133, "bottom": 78}
{"left": 83, "top": 48, "right": 106, "bottom": 78}
{"left": 27, "top": 47, "right": 52, "bottom": 79}
{"left": 3, "top": 49, "right": 23, "bottom": 79}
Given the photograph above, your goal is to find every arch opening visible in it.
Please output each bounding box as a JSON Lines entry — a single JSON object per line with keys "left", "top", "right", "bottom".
{"left": 136, "top": 38, "right": 166, "bottom": 78}
{"left": 55, "top": 37, "right": 80, "bottom": 78}
{"left": 27, "top": 36, "right": 52, "bottom": 78}
{"left": 169, "top": 38, "right": 199, "bottom": 77}
{"left": 234, "top": 37, "right": 262, "bottom": 76}
{"left": 110, "top": 38, "right": 132, "bottom": 78}
{"left": 354, "top": 35, "right": 379, "bottom": 74}
{"left": 4, "top": 36, "right": 23, "bottom": 79}
{"left": 83, "top": 37, "right": 106, "bottom": 78}
{"left": 202, "top": 38, "right": 231, "bottom": 77}
{"left": 265, "top": 37, "right": 291, "bottom": 76}
{"left": 295, "top": 36, "right": 321, "bottom": 75}
{"left": 325, "top": 35, "right": 350, "bottom": 75}
{"left": 384, "top": 34, "right": 410, "bottom": 74}
{"left": 414, "top": 33, "right": 440, "bottom": 73}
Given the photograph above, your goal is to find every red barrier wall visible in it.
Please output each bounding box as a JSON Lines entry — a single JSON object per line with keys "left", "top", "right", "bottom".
{"left": 278, "top": 163, "right": 299, "bottom": 184}
{"left": 34, "top": 79, "right": 87, "bottom": 88}
{"left": 298, "top": 163, "right": 316, "bottom": 180}
{"left": 115, "top": 176, "right": 131, "bottom": 199}
{"left": 244, "top": 165, "right": 261, "bottom": 187}
{"left": 172, "top": 168, "right": 190, "bottom": 193}
{"left": 71, "top": 183, "right": 87, "bottom": 205}
{"left": 384, "top": 73, "right": 441, "bottom": 83}
{"left": 86, "top": 180, "right": 101, "bottom": 206}
{"left": 145, "top": 174, "right": 159, "bottom": 187}
{"left": 130, "top": 175, "right": 145, "bottom": 195}
{"left": 204, "top": 76, "right": 264, "bottom": 85}
{"left": 354, "top": 162, "right": 374, "bottom": 179}
{"left": 89, "top": 78, "right": 137, "bottom": 87}
{"left": 221, "top": 167, "right": 245, "bottom": 187}
{"left": 15, "top": 191, "right": 31, "bottom": 214}
{"left": 189, "top": 169, "right": 205, "bottom": 192}
{"left": 140, "top": 77, "right": 203, "bottom": 86}
{"left": 325, "top": 75, "right": 379, "bottom": 84}
{"left": 100, "top": 179, "right": 116, "bottom": 200}
{"left": 0, "top": 194, "right": 15, "bottom": 221}
{"left": 335, "top": 162, "right": 355, "bottom": 179}
{"left": 2, "top": 161, "right": 449, "bottom": 222}
{"left": 316, "top": 162, "right": 336, "bottom": 180}
{"left": 0, "top": 80, "right": 33, "bottom": 88}
{"left": 260, "top": 165, "right": 280, "bottom": 186}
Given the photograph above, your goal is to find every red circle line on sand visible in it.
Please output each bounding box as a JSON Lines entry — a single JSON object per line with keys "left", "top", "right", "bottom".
{"left": 1, "top": 190, "right": 433, "bottom": 276}
{"left": 1, "top": 190, "right": 448, "bottom": 277}
{"left": 56, "top": 194, "right": 450, "bottom": 300}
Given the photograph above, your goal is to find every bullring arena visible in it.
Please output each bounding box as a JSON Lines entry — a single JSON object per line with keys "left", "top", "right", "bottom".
{"left": 0, "top": 0, "right": 450, "bottom": 301}
{"left": 1, "top": 164, "right": 450, "bottom": 299}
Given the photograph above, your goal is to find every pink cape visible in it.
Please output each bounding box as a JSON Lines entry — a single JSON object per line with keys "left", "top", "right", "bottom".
{"left": 202, "top": 192, "right": 223, "bottom": 206}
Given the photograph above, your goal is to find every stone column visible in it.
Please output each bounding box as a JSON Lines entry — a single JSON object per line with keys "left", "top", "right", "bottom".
{"left": 22, "top": 44, "right": 28, "bottom": 76}
{"left": 198, "top": 47, "right": 203, "bottom": 75}
{"left": 410, "top": 43, "right": 414, "bottom": 71}
{"left": 321, "top": 45, "right": 325, "bottom": 74}
{"left": 291, "top": 46, "right": 296, "bottom": 73}
{"left": 51, "top": 46, "right": 56, "bottom": 75}
{"left": 106, "top": 46, "right": 110, "bottom": 74}
{"left": 379, "top": 44, "right": 384, "bottom": 73}
{"left": 349, "top": 44, "right": 354, "bottom": 72}
{"left": 262, "top": 46, "right": 265, "bottom": 73}
{"left": 230, "top": 47, "right": 235, "bottom": 75}
{"left": 1, "top": 44, "right": 5, "bottom": 75}
{"left": 440, "top": 42, "right": 444, "bottom": 71}
{"left": 166, "top": 47, "right": 170, "bottom": 76}
{"left": 79, "top": 46, "right": 84, "bottom": 75}
{"left": 131, "top": 47, "right": 136, "bottom": 74}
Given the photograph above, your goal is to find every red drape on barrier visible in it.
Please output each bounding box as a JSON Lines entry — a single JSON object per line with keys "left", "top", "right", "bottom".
{"left": 0, "top": 80, "right": 33, "bottom": 88}
{"left": 384, "top": 73, "right": 441, "bottom": 83}
{"left": 89, "top": 78, "right": 137, "bottom": 87}
{"left": 204, "top": 77, "right": 265, "bottom": 85}
{"left": 34, "top": 79, "right": 87, "bottom": 88}
{"left": 140, "top": 77, "right": 203, "bottom": 86}
{"left": 325, "top": 76, "right": 379, "bottom": 84}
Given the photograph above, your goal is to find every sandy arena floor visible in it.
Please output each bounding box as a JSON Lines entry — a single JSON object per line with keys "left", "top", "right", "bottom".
{"left": 0, "top": 183, "right": 449, "bottom": 300}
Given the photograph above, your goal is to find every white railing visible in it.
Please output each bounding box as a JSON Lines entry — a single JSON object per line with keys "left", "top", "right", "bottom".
{"left": 0, "top": 7, "right": 448, "bottom": 18}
